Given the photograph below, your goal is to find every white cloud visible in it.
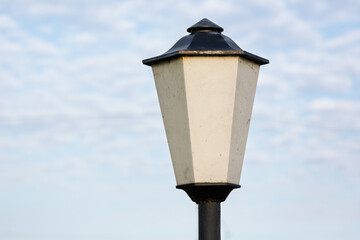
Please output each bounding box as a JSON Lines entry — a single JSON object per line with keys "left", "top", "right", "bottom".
{"left": 67, "top": 32, "right": 97, "bottom": 44}
{"left": 26, "top": 36, "right": 61, "bottom": 55}
{"left": 0, "top": 14, "right": 18, "bottom": 29}
{"left": 0, "top": 39, "right": 22, "bottom": 53}
{"left": 324, "top": 29, "right": 360, "bottom": 49}
{"left": 26, "top": 3, "right": 72, "bottom": 17}
{"left": 38, "top": 25, "right": 53, "bottom": 34}
{"left": 308, "top": 98, "right": 360, "bottom": 131}
{"left": 0, "top": 0, "right": 358, "bottom": 184}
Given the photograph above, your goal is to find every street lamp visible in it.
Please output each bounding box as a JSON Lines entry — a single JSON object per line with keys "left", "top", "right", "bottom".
{"left": 143, "top": 18, "right": 269, "bottom": 240}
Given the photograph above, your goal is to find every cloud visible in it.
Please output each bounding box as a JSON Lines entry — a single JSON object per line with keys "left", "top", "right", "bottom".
{"left": 0, "top": 39, "right": 22, "bottom": 53}
{"left": 66, "top": 32, "right": 97, "bottom": 44}
{"left": 324, "top": 29, "right": 360, "bottom": 49}
{"left": 308, "top": 98, "right": 360, "bottom": 131}
{"left": 1, "top": 0, "right": 359, "bottom": 186}
{"left": 0, "top": 14, "right": 18, "bottom": 29}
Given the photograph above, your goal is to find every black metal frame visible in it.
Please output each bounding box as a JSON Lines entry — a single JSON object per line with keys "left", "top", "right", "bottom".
{"left": 199, "top": 202, "right": 221, "bottom": 240}
{"left": 177, "top": 183, "right": 240, "bottom": 240}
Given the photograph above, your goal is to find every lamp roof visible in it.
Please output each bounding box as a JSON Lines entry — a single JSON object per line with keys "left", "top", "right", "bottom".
{"left": 143, "top": 18, "right": 269, "bottom": 66}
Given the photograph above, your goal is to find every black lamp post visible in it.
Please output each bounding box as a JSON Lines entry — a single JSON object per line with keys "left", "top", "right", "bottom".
{"left": 143, "top": 18, "right": 268, "bottom": 240}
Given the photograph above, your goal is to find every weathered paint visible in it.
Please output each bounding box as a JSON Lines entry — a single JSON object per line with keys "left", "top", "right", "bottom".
{"left": 152, "top": 58, "right": 194, "bottom": 184}
{"left": 152, "top": 56, "right": 260, "bottom": 186}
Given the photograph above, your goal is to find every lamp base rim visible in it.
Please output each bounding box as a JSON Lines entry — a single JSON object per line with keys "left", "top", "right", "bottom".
{"left": 176, "top": 183, "right": 240, "bottom": 203}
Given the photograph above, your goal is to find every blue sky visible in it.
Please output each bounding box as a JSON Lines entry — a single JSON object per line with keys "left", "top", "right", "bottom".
{"left": 0, "top": 0, "right": 359, "bottom": 239}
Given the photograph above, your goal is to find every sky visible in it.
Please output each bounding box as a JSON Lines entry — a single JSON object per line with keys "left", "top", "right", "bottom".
{"left": 0, "top": 0, "right": 359, "bottom": 239}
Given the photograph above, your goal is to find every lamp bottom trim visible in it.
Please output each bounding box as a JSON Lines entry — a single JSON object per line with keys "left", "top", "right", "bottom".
{"left": 176, "top": 183, "right": 240, "bottom": 203}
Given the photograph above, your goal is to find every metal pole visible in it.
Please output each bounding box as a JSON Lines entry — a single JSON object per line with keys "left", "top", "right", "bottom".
{"left": 198, "top": 201, "right": 221, "bottom": 240}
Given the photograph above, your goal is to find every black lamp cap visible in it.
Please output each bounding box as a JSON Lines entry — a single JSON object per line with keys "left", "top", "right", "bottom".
{"left": 143, "top": 18, "right": 269, "bottom": 66}
{"left": 187, "top": 18, "right": 224, "bottom": 33}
